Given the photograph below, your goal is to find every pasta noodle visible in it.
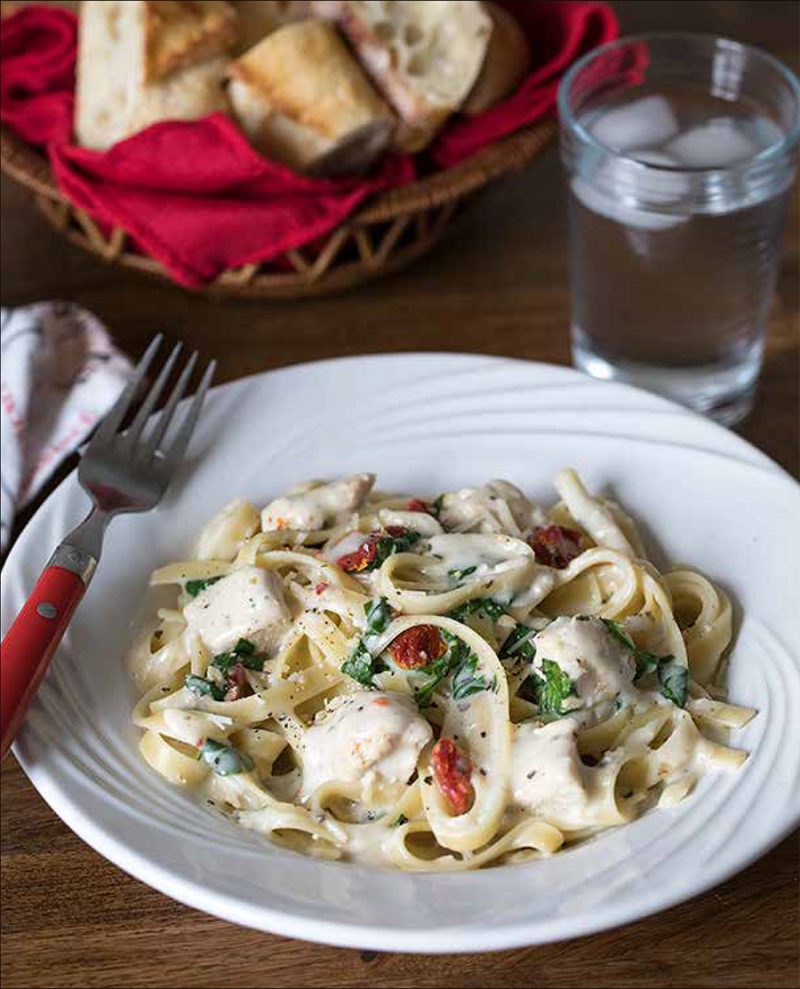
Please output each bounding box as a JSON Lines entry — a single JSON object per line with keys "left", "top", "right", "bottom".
{"left": 128, "top": 470, "right": 755, "bottom": 870}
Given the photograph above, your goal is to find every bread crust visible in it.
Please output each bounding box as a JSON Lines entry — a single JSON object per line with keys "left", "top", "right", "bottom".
{"left": 463, "top": 2, "right": 531, "bottom": 115}
{"left": 229, "top": 21, "right": 393, "bottom": 140}
{"left": 232, "top": 0, "right": 309, "bottom": 53}
{"left": 228, "top": 20, "right": 395, "bottom": 174}
{"left": 144, "top": 0, "right": 239, "bottom": 81}
{"left": 76, "top": 1, "right": 234, "bottom": 150}
{"left": 311, "top": 0, "right": 492, "bottom": 151}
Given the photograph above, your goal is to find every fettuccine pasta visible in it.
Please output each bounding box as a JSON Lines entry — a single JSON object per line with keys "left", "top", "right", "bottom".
{"left": 128, "top": 469, "right": 755, "bottom": 869}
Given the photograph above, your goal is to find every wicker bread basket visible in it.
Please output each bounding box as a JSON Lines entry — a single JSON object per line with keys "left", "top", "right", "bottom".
{"left": 0, "top": 113, "right": 556, "bottom": 299}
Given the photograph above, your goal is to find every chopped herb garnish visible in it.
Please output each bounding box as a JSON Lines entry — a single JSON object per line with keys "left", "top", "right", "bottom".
{"left": 634, "top": 650, "right": 661, "bottom": 679}
{"left": 366, "top": 530, "right": 421, "bottom": 572}
{"left": 414, "top": 629, "right": 491, "bottom": 707}
{"left": 211, "top": 637, "right": 265, "bottom": 674}
{"left": 199, "top": 738, "right": 254, "bottom": 776}
{"left": 602, "top": 618, "right": 636, "bottom": 652}
{"left": 232, "top": 638, "right": 256, "bottom": 656}
{"left": 412, "top": 650, "right": 453, "bottom": 708}
{"left": 658, "top": 656, "right": 688, "bottom": 707}
{"left": 341, "top": 644, "right": 383, "bottom": 686}
{"left": 601, "top": 618, "right": 685, "bottom": 705}
{"left": 185, "top": 674, "right": 226, "bottom": 702}
{"left": 185, "top": 575, "right": 223, "bottom": 597}
{"left": 528, "top": 658, "right": 577, "bottom": 716}
{"left": 429, "top": 495, "right": 444, "bottom": 520}
{"left": 341, "top": 598, "right": 393, "bottom": 686}
{"left": 499, "top": 623, "right": 537, "bottom": 663}
{"left": 450, "top": 640, "right": 492, "bottom": 700}
{"left": 448, "top": 565, "right": 477, "bottom": 581}
{"left": 449, "top": 597, "right": 506, "bottom": 623}
{"left": 394, "top": 813, "right": 408, "bottom": 827}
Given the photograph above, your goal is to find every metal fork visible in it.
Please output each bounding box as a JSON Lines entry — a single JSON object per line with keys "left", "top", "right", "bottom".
{"left": 0, "top": 336, "right": 216, "bottom": 760}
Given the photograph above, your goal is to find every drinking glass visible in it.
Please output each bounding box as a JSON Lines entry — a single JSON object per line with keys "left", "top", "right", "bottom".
{"left": 558, "top": 34, "right": 800, "bottom": 425}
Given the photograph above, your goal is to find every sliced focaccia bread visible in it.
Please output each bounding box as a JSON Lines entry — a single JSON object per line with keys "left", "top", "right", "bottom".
{"left": 228, "top": 20, "right": 395, "bottom": 176}
{"left": 75, "top": 1, "right": 238, "bottom": 150}
{"left": 311, "top": 0, "right": 492, "bottom": 152}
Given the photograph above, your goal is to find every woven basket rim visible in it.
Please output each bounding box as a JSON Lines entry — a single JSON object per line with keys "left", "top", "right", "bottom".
{"left": 0, "top": 117, "right": 558, "bottom": 222}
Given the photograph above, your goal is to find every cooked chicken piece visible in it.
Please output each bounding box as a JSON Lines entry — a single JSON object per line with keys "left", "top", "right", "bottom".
{"left": 261, "top": 473, "right": 375, "bottom": 531}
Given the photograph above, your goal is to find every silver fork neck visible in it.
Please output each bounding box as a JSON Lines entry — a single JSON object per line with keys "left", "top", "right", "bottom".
{"left": 49, "top": 508, "right": 111, "bottom": 584}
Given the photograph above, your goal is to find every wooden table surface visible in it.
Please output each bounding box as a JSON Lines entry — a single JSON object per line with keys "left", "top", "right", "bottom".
{"left": 1, "top": 2, "right": 798, "bottom": 987}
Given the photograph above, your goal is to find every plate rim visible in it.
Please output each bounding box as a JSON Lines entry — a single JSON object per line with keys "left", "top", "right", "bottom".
{"left": 3, "top": 353, "right": 799, "bottom": 953}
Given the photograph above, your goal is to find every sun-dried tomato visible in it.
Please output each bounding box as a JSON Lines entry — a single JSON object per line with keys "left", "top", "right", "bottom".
{"left": 337, "top": 527, "right": 412, "bottom": 573}
{"left": 406, "top": 499, "right": 429, "bottom": 514}
{"left": 530, "top": 525, "right": 584, "bottom": 569}
{"left": 388, "top": 625, "right": 446, "bottom": 670}
{"left": 337, "top": 536, "right": 379, "bottom": 573}
{"left": 223, "top": 663, "right": 247, "bottom": 702}
{"left": 432, "top": 738, "right": 474, "bottom": 815}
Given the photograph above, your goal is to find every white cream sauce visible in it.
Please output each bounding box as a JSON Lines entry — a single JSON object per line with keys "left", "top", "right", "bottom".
{"left": 183, "top": 565, "right": 291, "bottom": 654}
{"left": 422, "top": 532, "right": 533, "bottom": 586}
{"left": 439, "top": 479, "right": 548, "bottom": 537}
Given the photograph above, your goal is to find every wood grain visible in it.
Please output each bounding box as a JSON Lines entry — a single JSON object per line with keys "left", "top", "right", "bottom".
{"left": 1, "top": 2, "right": 798, "bottom": 987}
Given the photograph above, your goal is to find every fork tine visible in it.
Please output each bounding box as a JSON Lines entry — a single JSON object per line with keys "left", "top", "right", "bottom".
{"left": 160, "top": 359, "right": 216, "bottom": 470}
{"left": 86, "top": 334, "right": 162, "bottom": 450}
{"left": 141, "top": 350, "right": 198, "bottom": 460}
{"left": 123, "top": 341, "right": 183, "bottom": 449}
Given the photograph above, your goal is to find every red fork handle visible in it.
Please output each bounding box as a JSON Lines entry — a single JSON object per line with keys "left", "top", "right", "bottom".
{"left": 1, "top": 565, "right": 86, "bottom": 761}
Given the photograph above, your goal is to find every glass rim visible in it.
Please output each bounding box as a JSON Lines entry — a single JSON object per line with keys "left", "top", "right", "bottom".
{"left": 557, "top": 31, "right": 800, "bottom": 175}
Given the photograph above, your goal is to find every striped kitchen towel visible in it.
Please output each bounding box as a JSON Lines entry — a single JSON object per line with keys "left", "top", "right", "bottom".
{"left": 0, "top": 302, "right": 132, "bottom": 550}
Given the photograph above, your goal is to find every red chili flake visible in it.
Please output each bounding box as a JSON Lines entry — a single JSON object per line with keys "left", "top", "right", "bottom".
{"left": 372, "top": 697, "right": 390, "bottom": 707}
{"left": 388, "top": 625, "right": 446, "bottom": 669}
{"left": 406, "top": 499, "right": 429, "bottom": 513}
{"left": 432, "top": 738, "right": 474, "bottom": 816}
{"left": 530, "top": 525, "right": 584, "bottom": 569}
{"left": 315, "top": 582, "right": 329, "bottom": 595}
{"left": 337, "top": 536, "right": 379, "bottom": 573}
{"left": 224, "top": 663, "right": 247, "bottom": 702}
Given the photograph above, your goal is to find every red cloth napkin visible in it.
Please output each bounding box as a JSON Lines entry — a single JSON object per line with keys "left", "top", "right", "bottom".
{"left": 0, "top": 2, "right": 617, "bottom": 288}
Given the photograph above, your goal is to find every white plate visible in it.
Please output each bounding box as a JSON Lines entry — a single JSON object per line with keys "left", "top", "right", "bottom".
{"left": 3, "top": 355, "right": 799, "bottom": 953}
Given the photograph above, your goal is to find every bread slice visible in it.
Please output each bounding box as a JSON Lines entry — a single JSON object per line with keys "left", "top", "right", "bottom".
{"left": 143, "top": 1, "right": 239, "bottom": 81}
{"left": 311, "top": 0, "right": 492, "bottom": 152}
{"left": 128, "top": 57, "right": 231, "bottom": 134}
{"left": 75, "top": 1, "right": 237, "bottom": 150}
{"left": 232, "top": 1, "right": 309, "bottom": 52}
{"left": 228, "top": 20, "right": 395, "bottom": 176}
{"left": 463, "top": 1, "right": 530, "bottom": 115}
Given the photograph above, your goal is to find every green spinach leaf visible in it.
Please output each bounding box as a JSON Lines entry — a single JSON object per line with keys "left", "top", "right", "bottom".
{"left": 341, "top": 598, "right": 393, "bottom": 686}
{"left": 528, "top": 658, "right": 577, "bottom": 716}
{"left": 185, "top": 674, "right": 225, "bottom": 702}
{"left": 658, "top": 656, "right": 688, "bottom": 707}
{"left": 185, "top": 575, "right": 223, "bottom": 597}
{"left": 448, "top": 565, "right": 477, "bottom": 581}
{"left": 199, "top": 738, "right": 254, "bottom": 776}
{"left": 499, "top": 623, "right": 537, "bottom": 662}
{"left": 449, "top": 597, "right": 506, "bottom": 623}
{"left": 212, "top": 637, "right": 265, "bottom": 674}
